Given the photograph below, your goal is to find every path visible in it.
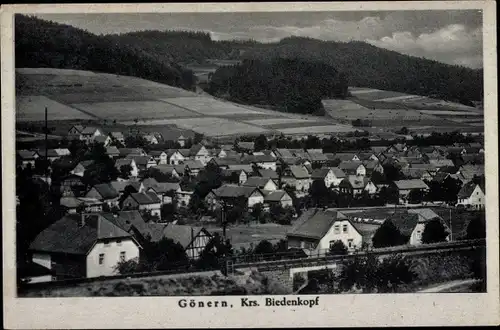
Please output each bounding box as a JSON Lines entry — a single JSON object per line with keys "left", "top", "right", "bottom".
{"left": 418, "top": 279, "right": 480, "bottom": 293}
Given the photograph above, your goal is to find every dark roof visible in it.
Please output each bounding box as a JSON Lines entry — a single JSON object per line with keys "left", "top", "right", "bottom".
{"left": 30, "top": 214, "right": 131, "bottom": 254}
{"left": 81, "top": 126, "right": 100, "bottom": 135}
{"left": 147, "top": 182, "right": 180, "bottom": 194}
{"left": 129, "top": 192, "right": 161, "bottom": 205}
{"left": 287, "top": 165, "right": 310, "bottom": 179}
{"left": 92, "top": 183, "right": 119, "bottom": 199}
{"left": 106, "top": 146, "right": 120, "bottom": 155}
{"left": 311, "top": 168, "right": 331, "bottom": 180}
{"left": 242, "top": 154, "right": 276, "bottom": 163}
{"left": 17, "top": 150, "right": 37, "bottom": 160}
{"left": 60, "top": 197, "right": 83, "bottom": 209}
{"left": 264, "top": 190, "right": 289, "bottom": 202}
{"left": 351, "top": 222, "right": 380, "bottom": 242}
{"left": 94, "top": 135, "right": 109, "bottom": 143}
{"left": 458, "top": 181, "right": 484, "bottom": 198}
{"left": 127, "top": 156, "right": 154, "bottom": 167}
{"left": 287, "top": 208, "right": 347, "bottom": 240}
{"left": 387, "top": 212, "right": 420, "bottom": 237}
{"left": 160, "top": 224, "right": 209, "bottom": 248}
{"left": 101, "top": 210, "right": 149, "bottom": 237}
{"left": 118, "top": 148, "right": 144, "bottom": 157}
{"left": 334, "top": 153, "right": 359, "bottom": 161}
{"left": 243, "top": 177, "right": 275, "bottom": 189}
{"left": 148, "top": 150, "right": 166, "bottom": 157}
{"left": 257, "top": 168, "right": 279, "bottom": 179}
{"left": 189, "top": 144, "right": 206, "bottom": 156}
{"left": 184, "top": 160, "right": 204, "bottom": 170}
{"left": 339, "top": 161, "right": 364, "bottom": 171}
{"left": 330, "top": 167, "right": 346, "bottom": 178}
{"left": 393, "top": 179, "right": 429, "bottom": 190}
{"left": 213, "top": 184, "right": 261, "bottom": 198}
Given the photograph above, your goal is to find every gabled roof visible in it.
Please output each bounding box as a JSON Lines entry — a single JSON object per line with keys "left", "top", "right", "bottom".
{"left": 60, "top": 196, "right": 83, "bottom": 209}
{"left": 102, "top": 210, "right": 149, "bottom": 237}
{"left": 311, "top": 168, "right": 332, "bottom": 180}
{"left": 147, "top": 182, "right": 180, "bottom": 194}
{"left": 287, "top": 208, "right": 347, "bottom": 240}
{"left": 115, "top": 158, "right": 135, "bottom": 169}
{"left": 17, "top": 150, "right": 37, "bottom": 160}
{"left": 343, "top": 175, "right": 371, "bottom": 189}
{"left": 393, "top": 179, "right": 429, "bottom": 190}
{"left": 141, "top": 177, "right": 159, "bottom": 189}
{"left": 106, "top": 146, "right": 120, "bottom": 155}
{"left": 94, "top": 135, "right": 109, "bottom": 143}
{"left": 274, "top": 148, "right": 294, "bottom": 158}
{"left": 69, "top": 125, "right": 85, "bottom": 133}
{"left": 110, "top": 180, "right": 132, "bottom": 193}
{"left": 338, "top": 161, "right": 364, "bottom": 171}
{"left": 330, "top": 167, "right": 346, "bottom": 178}
{"left": 243, "top": 177, "right": 275, "bottom": 189}
{"left": 408, "top": 208, "right": 443, "bottom": 223}
{"left": 212, "top": 184, "right": 262, "bottom": 198}
{"left": 287, "top": 165, "right": 310, "bottom": 179}
{"left": 30, "top": 214, "right": 131, "bottom": 255}
{"left": 154, "top": 164, "right": 179, "bottom": 174}
{"left": 189, "top": 144, "right": 206, "bottom": 156}
{"left": 457, "top": 181, "right": 484, "bottom": 198}
{"left": 91, "top": 183, "right": 119, "bottom": 199}
{"left": 177, "top": 149, "right": 191, "bottom": 157}
{"left": 127, "top": 155, "right": 155, "bottom": 167}
{"left": 429, "top": 159, "right": 455, "bottom": 167}
{"left": 184, "top": 159, "right": 204, "bottom": 170}
{"left": 432, "top": 172, "right": 450, "bottom": 183}
{"left": 148, "top": 150, "right": 167, "bottom": 157}
{"left": 128, "top": 192, "right": 161, "bottom": 205}
{"left": 334, "top": 153, "right": 359, "bottom": 161}
{"left": 81, "top": 126, "right": 100, "bottom": 135}
{"left": 387, "top": 212, "right": 420, "bottom": 237}
{"left": 242, "top": 154, "right": 276, "bottom": 163}
{"left": 118, "top": 148, "right": 145, "bottom": 157}
{"left": 110, "top": 132, "right": 124, "bottom": 138}
{"left": 363, "top": 160, "right": 381, "bottom": 170}
{"left": 264, "top": 190, "right": 289, "bottom": 202}
{"left": 257, "top": 168, "right": 279, "bottom": 180}
{"left": 308, "top": 152, "right": 328, "bottom": 162}
{"left": 159, "top": 224, "right": 209, "bottom": 248}
{"left": 227, "top": 164, "right": 254, "bottom": 173}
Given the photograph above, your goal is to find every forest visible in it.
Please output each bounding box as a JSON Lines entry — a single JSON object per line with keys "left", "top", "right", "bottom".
{"left": 207, "top": 58, "right": 349, "bottom": 115}
{"left": 16, "top": 16, "right": 482, "bottom": 105}
{"left": 15, "top": 15, "right": 196, "bottom": 90}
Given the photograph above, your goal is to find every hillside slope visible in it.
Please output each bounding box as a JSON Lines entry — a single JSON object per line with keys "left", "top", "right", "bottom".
{"left": 15, "top": 15, "right": 196, "bottom": 90}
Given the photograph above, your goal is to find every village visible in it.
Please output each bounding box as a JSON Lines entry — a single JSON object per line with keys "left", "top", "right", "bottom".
{"left": 16, "top": 123, "right": 486, "bottom": 284}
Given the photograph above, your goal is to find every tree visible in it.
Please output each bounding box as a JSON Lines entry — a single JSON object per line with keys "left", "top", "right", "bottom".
{"left": 309, "top": 180, "right": 330, "bottom": 207}
{"left": 251, "top": 203, "right": 265, "bottom": 223}
{"left": 193, "top": 133, "right": 204, "bottom": 145}
{"left": 372, "top": 220, "right": 407, "bottom": 248}
{"left": 119, "top": 164, "right": 132, "bottom": 179}
{"left": 254, "top": 134, "right": 268, "bottom": 152}
{"left": 466, "top": 214, "right": 486, "bottom": 240}
{"left": 253, "top": 240, "right": 275, "bottom": 255}
{"left": 407, "top": 189, "right": 424, "bottom": 204}
{"left": 144, "top": 237, "right": 190, "bottom": 271}
{"left": 329, "top": 240, "right": 348, "bottom": 255}
{"left": 421, "top": 219, "right": 448, "bottom": 244}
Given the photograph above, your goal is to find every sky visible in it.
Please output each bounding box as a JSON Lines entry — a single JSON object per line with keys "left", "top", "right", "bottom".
{"left": 35, "top": 10, "right": 483, "bottom": 69}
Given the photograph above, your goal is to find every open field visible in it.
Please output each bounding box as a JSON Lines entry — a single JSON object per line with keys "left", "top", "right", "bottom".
{"left": 16, "top": 96, "right": 95, "bottom": 122}
{"left": 161, "top": 97, "right": 266, "bottom": 116}
{"left": 206, "top": 223, "right": 290, "bottom": 250}
{"left": 277, "top": 125, "right": 355, "bottom": 135}
{"left": 71, "top": 100, "right": 198, "bottom": 120}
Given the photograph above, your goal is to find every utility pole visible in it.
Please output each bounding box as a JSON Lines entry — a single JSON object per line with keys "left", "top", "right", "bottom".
{"left": 44, "top": 106, "right": 49, "bottom": 182}
{"left": 449, "top": 207, "right": 453, "bottom": 241}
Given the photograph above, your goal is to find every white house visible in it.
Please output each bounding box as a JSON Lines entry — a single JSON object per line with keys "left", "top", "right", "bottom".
{"left": 282, "top": 165, "right": 311, "bottom": 192}
{"left": 153, "top": 224, "right": 213, "bottom": 260}
{"left": 242, "top": 177, "right": 278, "bottom": 191}
{"left": 80, "top": 127, "right": 102, "bottom": 143}
{"left": 190, "top": 144, "right": 212, "bottom": 165}
{"left": 115, "top": 158, "right": 139, "bottom": 178}
{"left": 263, "top": 190, "right": 293, "bottom": 208}
{"left": 457, "top": 181, "right": 485, "bottom": 210}
{"left": 207, "top": 185, "right": 265, "bottom": 209}
{"left": 29, "top": 213, "right": 141, "bottom": 279}
{"left": 122, "top": 192, "right": 162, "bottom": 218}
{"left": 407, "top": 208, "right": 449, "bottom": 245}
{"left": 339, "top": 161, "right": 366, "bottom": 176}
{"left": 168, "top": 150, "right": 185, "bottom": 165}
{"left": 339, "top": 176, "right": 378, "bottom": 196}
{"left": 176, "top": 189, "right": 194, "bottom": 208}
{"left": 149, "top": 151, "right": 168, "bottom": 165}
{"left": 311, "top": 168, "right": 336, "bottom": 188}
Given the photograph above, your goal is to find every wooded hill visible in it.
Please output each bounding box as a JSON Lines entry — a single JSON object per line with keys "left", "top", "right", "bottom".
{"left": 16, "top": 15, "right": 482, "bottom": 106}
{"left": 15, "top": 15, "right": 196, "bottom": 90}
{"left": 208, "top": 58, "right": 348, "bottom": 115}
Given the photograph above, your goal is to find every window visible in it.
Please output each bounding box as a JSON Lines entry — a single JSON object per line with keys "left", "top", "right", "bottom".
{"left": 120, "top": 251, "right": 126, "bottom": 262}
{"left": 104, "top": 240, "right": 110, "bottom": 247}
{"left": 329, "top": 241, "right": 336, "bottom": 249}
{"left": 334, "top": 225, "right": 340, "bottom": 234}
{"left": 98, "top": 253, "right": 105, "bottom": 265}
{"left": 343, "top": 224, "right": 348, "bottom": 233}
{"left": 348, "top": 239, "right": 353, "bottom": 248}
{"left": 477, "top": 192, "right": 479, "bottom": 195}
{"left": 116, "top": 239, "right": 122, "bottom": 246}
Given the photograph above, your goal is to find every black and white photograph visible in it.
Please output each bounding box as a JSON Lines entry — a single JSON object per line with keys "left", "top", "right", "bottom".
{"left": 2, "top": 2, "right": 499, "bottom": 328}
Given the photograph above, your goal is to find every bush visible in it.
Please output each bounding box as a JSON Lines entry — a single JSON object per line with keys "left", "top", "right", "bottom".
{"left": 421, "top": 219, "right": 449, "bottom": 244}
{"left": 466, "top": 214, "right": 486, "bottom": 239}
{"left": 372, "top": 220, "right": 407, "bottom": 248}
{"left": 328, "top": 240, "right": 348, "bottom": 255}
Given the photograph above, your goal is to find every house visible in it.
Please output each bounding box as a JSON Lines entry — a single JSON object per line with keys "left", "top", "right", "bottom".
{"left": 146, "top": 182, "right": 181, "bottom": 204}
{"left": 67, "top": 125, "right": 85, "bottom": 140}
{"left": 429, "top": 159, "right": 455, "bottom": 169}
{"left": 148, "top": 150, "right": 168, "bottom": 165}
{"left": 273, "top": 148, "right": 294, "bottom": 159}
{"left": 118, "top": 148, "right": 146, "bottom": 158}
{"left": 94, "top": 135, "right": 112, "bottom": 146}
{"left": 190, "top": 144, "right": 211, "bottom": 165}
{"left": 177, "top": 135, "right": 187, "bottom": 147}
{"left": 457, "top": 181, "right": 485, "bottom": 210}
{"left": 110, "top": 180, "right": 144, "bottom": 196}
{"left": 126, "top": 156, "right": 157, "bottom": 171}
{"left": 122, "top": 192, "right": 162, "bottom": 218}
{"left": 363, "top": 160, "right": 384, "bottom": 176}
{"left": 227, "top": 164, "right": 254, "bottom": 174}
{"left": 311, "top": 168, "right": 336, "bottom": 188}
{"left": 263, "top": 190, "right": 293, "bottom": 208}
{"left": 287, "top": 208, "right": 377, "bottom": 252}
{"left": 407, "top": 208, "right": 448, "bottom": 245}
{"left": 307, "top": 152, "right": 328, "bottom": 165}
{"left": 221, "top": 169, "right": 248, "bottom": 185}
{"left": 59, "top": 196, "right": 84, "bottom": 214}
{"left": 35, "top": 149, "right": 64, "bottom": 162}
{"left": 168, "top": 149, "right": 186, "bottom": 165}
{"left": 257, "top": 168, "right": 279, "bottom": 181}
{"left": 70, "top": 160, "right": 94, "bottom": 177}
{"left": 211, "top": 148, "right": 227, "bottom": 159}
{"left": 143, "top": 133, "right": 159, "bottom": 145}
{"left": 206, "top": 184, "right": 265, "bottom": 209}
{"left": 176, "top": 188, "right": 194, "bottom": 208}
{"left": 17, "top": 150, "right": 39, "bottom": 168}
{"left": 154, "top": 164, "right": 182, "bottom": 179}
{"left": 81, "top": 126, "right": 102, "bottom": 143}
{"left": 339, "top": 161, "right": 366, "bottom": 176}
{"left": 456, "top": 165, "right": 484, "bottom": 183}
{"left": 29, "top": 213, "right": 140, "bottom": 279}
{"left": 59, "top": 174, "right": 86, "bottom": 197}
{"left": 401, "top": 168, "right": 433, "bottom": 181}
{"left": 281, "top": 165, "right": 311, "bottom": 192}
{"left": 243, "top": 177, "right": 278, "bottom": 191}
{"left": 236, "top": 141, "right": 255, "bottom": 153}
{"left": 85, "top": 183, "right": 120, "bottom": 207}
{"left": 339, "top": 175, "right": 377, "bottom": 196}
{"left": 153, "top": 224, "right": 212, "bottom": 260}
{"left": 334, "top": 153, "right": 360, "bottom": 162}
{"left": 78, "top": 198, "right": 104, "bottom": 213}
{"left": 105, "top": 146, "right": 120, "bottom": 158}
{"left": 184, "top": 160, "right": 205, "bottom": 177}
{"left": 392, "top": 179, "right": 429, "bottom": 200}
{"left": 243, "top": 154, "right": 277, "bottom": 171}
{"left": 115, "top": 158, "right": 139, "bottom": 178}
{"left": 110, "top": 132, "right": 125, "bottom": 144}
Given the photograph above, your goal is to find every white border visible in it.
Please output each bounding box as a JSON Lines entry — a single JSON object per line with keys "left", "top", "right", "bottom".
{"left": 2, "top": 2, "right": 499, "bottom": 328}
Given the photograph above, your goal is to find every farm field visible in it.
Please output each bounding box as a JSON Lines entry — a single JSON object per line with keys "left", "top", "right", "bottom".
{"left": 70, "top": 100, "right": 198, "bottom": 120}
{"left": 277, "top": 125, "right": 355, "bottom": 135}
{"left": 16, "top": 96, "right": 95, "bottom": 122}
{"left": 161, "top": 97, "right": 266, "bottom": 116}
